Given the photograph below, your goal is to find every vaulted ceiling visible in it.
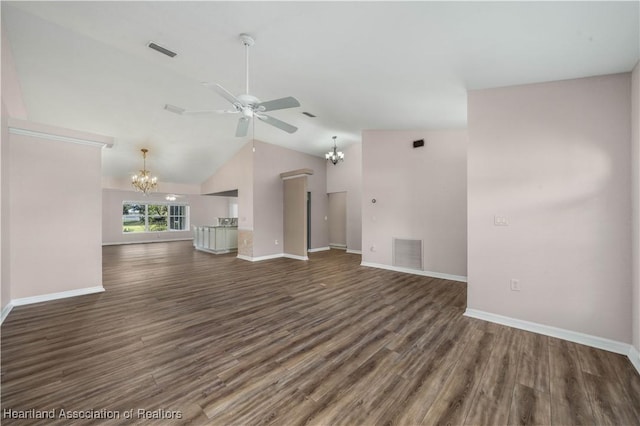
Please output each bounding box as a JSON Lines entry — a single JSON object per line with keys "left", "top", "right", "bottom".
{"left": 2, "top": 1, "right": 638, "bottom": 184}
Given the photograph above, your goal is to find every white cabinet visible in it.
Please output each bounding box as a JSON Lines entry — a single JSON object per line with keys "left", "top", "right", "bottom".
{"left": 226, "top": 228, "right": 238, "bottom": 249}
{"left": 208, "top": 228, "right": 217, "bottom": 249}
{"left": 194, "top": 226, "right": 238, "bottom": 254}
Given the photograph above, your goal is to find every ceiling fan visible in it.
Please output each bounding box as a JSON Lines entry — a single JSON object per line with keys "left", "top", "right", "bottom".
{"left": 164, "top": 33, "right": 300, "bottom": 137}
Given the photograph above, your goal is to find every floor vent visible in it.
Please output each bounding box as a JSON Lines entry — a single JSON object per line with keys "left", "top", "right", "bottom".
{"left": 393, "top": 238, "right": 423, "bottom": 270}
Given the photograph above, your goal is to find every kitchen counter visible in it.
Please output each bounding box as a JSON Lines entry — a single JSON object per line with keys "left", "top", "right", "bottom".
{"left": 193, "top": 225, "right": 238, "bottom": 254}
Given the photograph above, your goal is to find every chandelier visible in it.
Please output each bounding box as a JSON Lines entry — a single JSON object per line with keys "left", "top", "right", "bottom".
{"left": 325, "top": 136, "right": 344, "bottom": 165}
{"left": 131, "top": 148, "right": 158, "bottom": 195}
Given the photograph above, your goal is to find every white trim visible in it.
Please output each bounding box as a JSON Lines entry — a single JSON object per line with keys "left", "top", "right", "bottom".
{"left": 195, "top": 247, "right": 235, "bottom": 255}
{"left": 237, "top": 253, "right": 284, "bottom": 262}
{"left": 11, "top": 286, "right": 105, "bottom": 307}
{"left": 346, "top": 249, "right": 362, "bottom": 255}
{"left": 281, "top": 174, "right": 311, "bottom": 180}
{"left": 1, "top": 303, "right": 14, "bottom": 325}
{"left": 283, "top": 254, "right": 309, "bottom": 261}
{"left": 102, "top": 238, "right": 193, "bottom": 246}
{"left": 236, "top": 253, "right": 309, "bottom": 262}
{"left": 628, "top": 346, "right": 640, "bottom": 375}
{"left": 360, "top": 261, "right": 467, "bottom": 283}
{"left": 9, "top": 127, "right": 113, "bottom": 148}
{"left": 308, "top": 247, "right": 330, "bottom": 253}
{"left": 329, "top": 244, "right": 347, "bottom": 250}
{"left": 464, "top": 308, "right": 631, "bottom": 356}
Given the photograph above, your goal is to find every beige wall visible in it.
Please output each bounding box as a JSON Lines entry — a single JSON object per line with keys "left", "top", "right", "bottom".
{"left": 362, "top": 129, "right": 467, "bottom": 278}
{"left": 328, "top": 191, "right": 347, "bottom": 247}
{"left": 201, "top": 142, "right": 254, "bottom": 231}
{"left": 632, "top": 62, "right": 640, "bottom": 353}
{"left": 251, "top": 140, "right": 328, "bottom": 258}
{"left": 1, "top": 100, "right": 9, "bottom": 315}
{"left": 2, "top": 23, "right": 103, "bottom": 305}
{"left": 201, "top": 142, "right": 254, "bottom": 256}
{"left": 1, "top": 23, "right": 25, "bottom": 317}
{"left": 200, "top": 140, "right": 328, "bottom": 259}
{"left": 326, "top": 143, "right": 362, "bottom": 252}
{"left": 101, "top": 189, "right": 232, "bottom": 245}
{"left": 468, "top": 73, "right": 632, "bottom": 343}
{"left": 9, "top": 131, "right": 103, "bottom": 299}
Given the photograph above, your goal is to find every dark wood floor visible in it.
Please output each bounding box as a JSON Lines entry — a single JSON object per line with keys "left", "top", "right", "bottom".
{"left": 2, "top": 241, "right": 639, "bottom": 425}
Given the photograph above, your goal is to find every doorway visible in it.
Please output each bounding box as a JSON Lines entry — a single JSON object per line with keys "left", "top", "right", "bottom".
{"left": 328, "top": 192, "right": 347, "bottom": 249}
{"left": 307, "top": 192, "right": 311, "bottom": 250}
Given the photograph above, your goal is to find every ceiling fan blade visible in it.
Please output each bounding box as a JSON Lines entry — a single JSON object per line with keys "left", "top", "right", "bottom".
{"left": 164, "top": 104, "right": 186, "bottom": 115}
{"left": 256, "top": 96, "right": 300, "bottom": 112}
{"left": 203, "top": 82, "right": 242, "bottom": 107}
{"left": 256, "top": 114, "right": 298, "bottom": 134}
{"left": 164, "top": 104, "right": 238, "bottom": 116}
{"left": 236, "top": 117, "right": 250, "bottom": 137}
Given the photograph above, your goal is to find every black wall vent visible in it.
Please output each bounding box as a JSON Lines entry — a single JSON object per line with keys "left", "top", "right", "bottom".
{"left": 148, "top": 42, "right": 177, "bottom": 58}
{"left": 413, "top": 139, "right": 425, "bottom": 148}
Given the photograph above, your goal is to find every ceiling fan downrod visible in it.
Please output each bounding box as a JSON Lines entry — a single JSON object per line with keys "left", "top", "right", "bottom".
{"left": 240, "top": 33, "right": 254, "bottom": 95}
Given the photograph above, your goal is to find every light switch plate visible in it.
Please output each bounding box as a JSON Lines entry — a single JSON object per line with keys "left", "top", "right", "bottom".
{"left": 510, "top": 279, "right": 521, "bottom": 291}
{"left": 494, "top": 216, "right": 509, "bottom": 226}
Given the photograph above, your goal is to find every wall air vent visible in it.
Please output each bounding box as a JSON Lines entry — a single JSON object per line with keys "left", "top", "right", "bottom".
{"left": 302, "top": 112, "right": 316, "bottom": 117}
{"left": 393, "top": 238, "right": 423, "bottom": 270}
{"left": 147, "top": 42, "right": 177, "bottom": 58}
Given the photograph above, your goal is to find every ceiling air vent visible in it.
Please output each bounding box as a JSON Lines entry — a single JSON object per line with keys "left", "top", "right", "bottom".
{"left": 302, "top": 112, "right": 316, "bottom": 118}
{"left": 147, "top": 42, "right": 177, "bottom": 58}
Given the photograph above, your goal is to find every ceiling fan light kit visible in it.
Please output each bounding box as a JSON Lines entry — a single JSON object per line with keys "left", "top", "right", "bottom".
{"left": 164, "top": 33, "right": 301, "bottom": 137}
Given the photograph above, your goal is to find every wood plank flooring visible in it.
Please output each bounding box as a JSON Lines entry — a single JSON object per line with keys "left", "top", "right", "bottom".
{"left": 1, "top": 241, "right": 639, "bottom": 425}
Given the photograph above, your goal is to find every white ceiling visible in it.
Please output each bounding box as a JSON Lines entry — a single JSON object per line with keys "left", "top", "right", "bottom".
{"left": 2, "top": 1, "right": 638, "bottom": 185}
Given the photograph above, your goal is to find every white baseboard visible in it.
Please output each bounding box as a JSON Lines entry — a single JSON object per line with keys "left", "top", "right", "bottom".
{"left": 346, "top": 249, "right": 362, "bottom": 255}
{"left": 102, "top": 238, "right": 192, "bottom": 246}
{"left": 283, "top": 254, "right": 309, "bottom": 261}
{"left": 237, "top": 253, "right": 283, "bottom": 262}
{"left": 194, "top": 246, "right": 236, "bottom": 255}
{"left": 237, "top": 253, "right": 311, "bottom": 262}
{"left": 464, "top": 308, "right": 632, "bottom": 357}
{"left": 11, "top": 286, "right": 105, "bottom": 307}
{"left": 308, "top": 247, "right": 330, "bottom": 253}
{"left": 360, "top": 261, "right": 467, "bottom": 283}
{"left": 329, "top": 244, "right": 347, "bottom": 250}
{"left": 628, "top": 346, "right": 640, "bottom": 375}
{"left": 1, "top": 303, "right": 14, "bottom": 325}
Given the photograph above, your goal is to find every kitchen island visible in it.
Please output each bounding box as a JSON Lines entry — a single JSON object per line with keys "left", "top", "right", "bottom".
{"left": 193, "top": 225, "right": 238, "bottom": 254}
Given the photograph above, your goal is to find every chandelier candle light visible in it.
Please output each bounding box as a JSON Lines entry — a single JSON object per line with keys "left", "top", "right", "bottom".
{"left": 326, "top": 136, "right": 344, "bottom": 165}
{"left": 131, "top": 148, "right": 158, "bottom": 195}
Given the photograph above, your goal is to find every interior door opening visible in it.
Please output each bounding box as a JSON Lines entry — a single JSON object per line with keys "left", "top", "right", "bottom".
{"left": 307, "top": 191, "right": 311, "bottom": 250}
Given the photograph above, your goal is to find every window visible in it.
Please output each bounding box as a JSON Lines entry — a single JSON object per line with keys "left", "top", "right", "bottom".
{"left": 169, "top": 205, "right": 187, "bottom": 231}
{"left": 122, "top": 202, "right": 189, "bottom": 233}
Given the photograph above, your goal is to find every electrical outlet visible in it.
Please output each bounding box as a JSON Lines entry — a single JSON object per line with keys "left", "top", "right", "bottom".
{"left": 275, "top": 239, "right": 279, "bottom": 245}
{"left": 370, "top": 245, "right": 376, "bottom": 252}
{"left": 510, "top": 279, "right": 521, "bottom": 291}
